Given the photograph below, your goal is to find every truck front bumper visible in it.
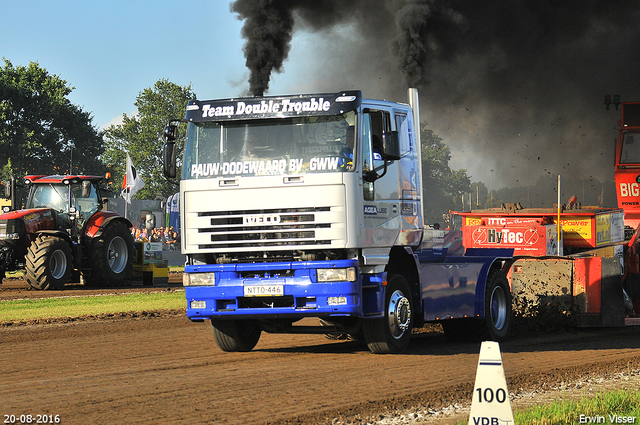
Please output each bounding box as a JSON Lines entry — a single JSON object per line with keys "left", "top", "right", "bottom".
{"left": 184, "top": 259, "right": 379, "bottom": 320}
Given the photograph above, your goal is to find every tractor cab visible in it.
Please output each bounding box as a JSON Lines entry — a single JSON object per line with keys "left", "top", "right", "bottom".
{"left": 24, "top": 175, "right": 102, "bottom": 235}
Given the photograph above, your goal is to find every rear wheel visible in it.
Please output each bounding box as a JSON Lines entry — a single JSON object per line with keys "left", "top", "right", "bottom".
{"left": 211, "top": 319, "right": 262, "bottom": 352}
{"left": 479, "top": 270, "right": 512, "bottom": 341}
{"left": 363, "top": 274, "right": 413, "bottom": 354}
{"left": 25, "top": 236, "right": 72, "bottom": 290}
{"left": 84, "top": 221, "right": 134, "bottom": 287}
{"left": 441, "top": 270, "right": 512, "bottom": 343}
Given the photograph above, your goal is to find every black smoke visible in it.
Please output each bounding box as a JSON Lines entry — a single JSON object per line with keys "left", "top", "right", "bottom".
{"left": 231, "top": 0, "right": 378, "bottom": 96}
{"left": 230, "top": 0, "right": 294, "bottom": 96}
{"left": 231, "top": 0, "right": 640, "bottom": 199}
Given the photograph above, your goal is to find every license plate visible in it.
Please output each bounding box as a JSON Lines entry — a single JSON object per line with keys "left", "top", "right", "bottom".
{"left": 243, "top": 284, "right": 284, "bottom": 297}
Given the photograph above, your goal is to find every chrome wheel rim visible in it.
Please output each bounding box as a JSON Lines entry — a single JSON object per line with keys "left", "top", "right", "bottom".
{"left": 387, "top": 290, "right": 411, "bottom": 339}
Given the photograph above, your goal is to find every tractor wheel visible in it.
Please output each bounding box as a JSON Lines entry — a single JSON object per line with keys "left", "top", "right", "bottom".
{"left": 84, "top": 221, "right": 134, "bottom": 287}
{"left": 211, "top": 319, "right": 262, "bottom": 352}
{"left": 362, "top": 273, "right": 413, "bottom": 354}
{"left": 25, "top": 236, "right": 72, "bottom": 290}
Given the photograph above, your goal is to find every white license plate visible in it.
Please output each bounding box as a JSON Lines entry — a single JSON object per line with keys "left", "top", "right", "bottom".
{"left": 243, "top": 284, "right": 284, "bottom": 297}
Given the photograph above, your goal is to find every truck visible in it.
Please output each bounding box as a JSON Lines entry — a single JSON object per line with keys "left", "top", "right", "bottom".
{"left": 0, "top": 174, "right": 135, "bottom": 290}
{"left": 163, "top": 88, "right": 514, "bottom": 354}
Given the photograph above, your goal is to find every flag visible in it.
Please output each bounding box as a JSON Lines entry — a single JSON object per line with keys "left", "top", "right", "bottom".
{"left": 121, "top": 153, "right": 145, "bottom": 203}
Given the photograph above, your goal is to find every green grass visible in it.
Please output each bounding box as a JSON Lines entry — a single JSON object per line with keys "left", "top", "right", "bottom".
{"left": 0, "top": 290, "right": 186, "bottom": 322}
{"left": 513, "top": 389, "right": 640, "bottom": 424}
{"left": 458, "top": 388, "right": 640, "bottom": 424}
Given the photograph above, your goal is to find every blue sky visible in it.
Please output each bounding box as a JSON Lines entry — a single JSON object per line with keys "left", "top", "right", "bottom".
{"left": 1, "top": 1, "right": 307, "bottom": 129}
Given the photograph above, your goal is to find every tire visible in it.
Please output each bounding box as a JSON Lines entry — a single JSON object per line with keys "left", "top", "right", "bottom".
{"left": 478, "top": 269, "right": 512, "bottom": 341}
{"left": 441, "top": 270, "right": 512, "bottom": 343}
{"left": 363, "top": 274, "right": 413, "bottom": 354}
{"left": 84, "top": 221, "right": 134, "bottom": 287}
{"left": 25, "top": 236, "right": 72, "bottom": 290}
{"left": 211, "top": 319, "right": 262, "bottom": 352}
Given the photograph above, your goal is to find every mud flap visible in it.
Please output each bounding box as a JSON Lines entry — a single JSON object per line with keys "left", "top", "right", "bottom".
{"left": 361, "top": 272, "right": 386, "bottom": 318}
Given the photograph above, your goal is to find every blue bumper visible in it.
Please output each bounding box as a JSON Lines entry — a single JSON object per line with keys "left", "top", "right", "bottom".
{"left": 184, "top": 259, "right": 384, "bottom": 320}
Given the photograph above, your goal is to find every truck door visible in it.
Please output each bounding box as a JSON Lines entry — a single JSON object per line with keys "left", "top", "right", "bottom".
{"left": 360, "top": 109, "right": 400, "bottom": 247}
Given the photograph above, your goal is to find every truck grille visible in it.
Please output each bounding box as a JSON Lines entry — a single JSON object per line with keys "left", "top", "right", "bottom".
{"left": 197, "top": 207, "right": 333, "bottom": 249}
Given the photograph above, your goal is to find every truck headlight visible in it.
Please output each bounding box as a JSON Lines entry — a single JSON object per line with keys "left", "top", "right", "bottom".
{"left": 184, "top": 272, "right": 216, "bottom": 286}
{"left": 317, "top": 267, "right": 356, "bottom": 282}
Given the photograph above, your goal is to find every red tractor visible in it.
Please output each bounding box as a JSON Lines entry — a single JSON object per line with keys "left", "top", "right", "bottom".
{"left": 0, "top": 174, "right": 134, "bottom": 290}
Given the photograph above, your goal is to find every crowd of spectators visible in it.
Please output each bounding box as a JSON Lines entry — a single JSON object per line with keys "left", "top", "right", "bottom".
{"left": 131, "top": 226, "right": 180, "bottom": 250}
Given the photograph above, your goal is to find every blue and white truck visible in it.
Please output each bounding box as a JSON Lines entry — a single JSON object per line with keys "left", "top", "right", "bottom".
{"left": 163, "top": 89, "right": 513, "bottom": 354}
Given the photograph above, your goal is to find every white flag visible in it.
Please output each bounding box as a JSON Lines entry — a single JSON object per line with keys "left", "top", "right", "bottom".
{"left": 121, "top": 153, "right": 145, "bottom": 203}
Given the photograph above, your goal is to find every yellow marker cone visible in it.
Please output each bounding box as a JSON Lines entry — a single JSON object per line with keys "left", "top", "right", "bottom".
{"left": 468, "top": 341, "right": 515, "bottom": 425}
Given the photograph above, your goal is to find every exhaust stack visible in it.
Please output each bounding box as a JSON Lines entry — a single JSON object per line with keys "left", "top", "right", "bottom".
{"left": 408, "top": 88, "right": 424, "bottom": 226}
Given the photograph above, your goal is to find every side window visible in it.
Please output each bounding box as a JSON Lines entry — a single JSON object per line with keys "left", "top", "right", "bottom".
{"left": 73, "top": 183, "right": 99, "bottom": 223}
{"left": 362, "top": 113, "right": 374, "bottom": 201}
{"left": 395, "top": 113, "right": 413, "bottom": 155}
{"left": 362, "top": 110, "right": 391, "bottom": 201}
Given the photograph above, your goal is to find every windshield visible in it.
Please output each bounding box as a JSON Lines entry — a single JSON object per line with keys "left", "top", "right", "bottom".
{"left": 620, "top": 132, "right": 640, "bottom": 164}
{"left": 183, "top": 112, "right": 356, "bottom": 179}
{"left": 28, "top": 184, "right": 69, "bottom": 212}
{"left": 28, "top": 183, "right": 100, "bottom": 217}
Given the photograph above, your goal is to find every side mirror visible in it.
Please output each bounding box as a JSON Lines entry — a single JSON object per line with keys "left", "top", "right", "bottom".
{"left": 164, "top": 124, "right": 179, "bottom": 142}
{"left": 163, "top": 142, "right": 177, "bottom": 179}
{"left": 81, "top": 180, "right": 92, "bottom": 198}
{"left": 382, "top": 131, "right": 401, "bottom": 160}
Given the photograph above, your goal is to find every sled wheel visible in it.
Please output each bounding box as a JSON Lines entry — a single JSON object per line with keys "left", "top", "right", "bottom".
{"left": 25, "top": 236, "right": 72, "bottom": 290}
{"left": 363, "top": 273, "right": 413, "bottom": 354}
{"left": 85, "top": 221, "right": 134, "bottom": 287}
{"left": 211, "top": 319, "right": 262, "bottom": 352}
{"left": 478, "top": 269, "right": 512, "bottom": 341}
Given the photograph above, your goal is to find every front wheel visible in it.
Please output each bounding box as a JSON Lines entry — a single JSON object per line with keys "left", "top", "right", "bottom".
{"left": 363, "top": 274, "right": 413, "bottom": 354}
{"left": 84, "top": 221, "right": 134, "bottom": 287}
{"left": 211, "top": 319, "right": 262, "bottom": 352}
{"left": 25, "top": 236, "right": 72, "bottom": 290}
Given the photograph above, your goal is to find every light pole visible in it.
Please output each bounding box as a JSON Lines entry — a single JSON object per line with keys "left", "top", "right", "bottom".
{"left": 490, "top": 169, "right": 494, "bottom": 207}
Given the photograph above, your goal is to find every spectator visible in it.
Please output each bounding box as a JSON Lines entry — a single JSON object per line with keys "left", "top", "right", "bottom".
{"left": 165, "top": 230, "right": 176, "bottom": 250}
{"left": 150, "top": 228, "right": 162, "bottom": 243}
{"left": 173, "top": 231, "right": 180, "bottom": 250}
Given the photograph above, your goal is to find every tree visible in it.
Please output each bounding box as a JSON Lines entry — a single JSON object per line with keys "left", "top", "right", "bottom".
{"left": 0, "top": 59, "right": 104, "bottom": 180}
{"left": 420, "top": 123, "right": 471, "bottom": 225}
{"left": 102, "top": 79, "right": 196, "bottom": 200}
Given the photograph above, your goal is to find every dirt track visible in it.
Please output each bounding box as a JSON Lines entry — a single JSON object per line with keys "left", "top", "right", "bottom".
{"left": 1, "top": 277, "right": 640, "bottom": 424}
